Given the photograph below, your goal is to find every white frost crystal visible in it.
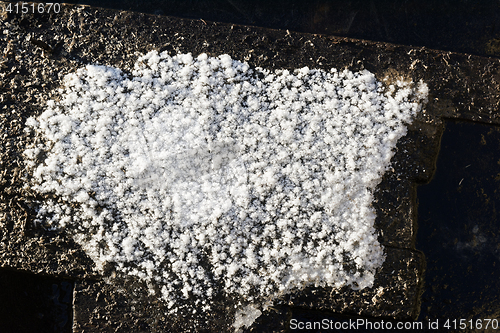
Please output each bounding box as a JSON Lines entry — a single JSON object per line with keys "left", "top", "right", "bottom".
{"left": 233, "top": 304, "right": 262, "bottom": 331}
{"left": 25, "top": 51, "right": 428, "bottom": 330}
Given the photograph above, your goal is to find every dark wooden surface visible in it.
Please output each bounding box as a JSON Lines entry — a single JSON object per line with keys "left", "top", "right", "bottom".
{"left": 1, "top": 2, "right": 499, "bottom": 332}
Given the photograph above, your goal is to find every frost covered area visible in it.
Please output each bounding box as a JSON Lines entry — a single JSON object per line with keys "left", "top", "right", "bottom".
{"left": 25, "top": 51, "right": 427, "bottom": 328}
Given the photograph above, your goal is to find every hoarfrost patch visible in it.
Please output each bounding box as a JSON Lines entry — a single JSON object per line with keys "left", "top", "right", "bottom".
{"left": 24, "top": 51, "right": 428, "bottom": 330}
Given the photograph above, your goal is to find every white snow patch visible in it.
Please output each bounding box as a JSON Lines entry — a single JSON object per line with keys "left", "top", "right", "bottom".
{"left": 24, "top": 50, "right": 427, "bottom": 330}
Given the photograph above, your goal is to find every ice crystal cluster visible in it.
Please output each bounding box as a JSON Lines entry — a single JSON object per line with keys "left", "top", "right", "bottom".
{"left": 24, "top": 51, "right": 428, "bottom": 329}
